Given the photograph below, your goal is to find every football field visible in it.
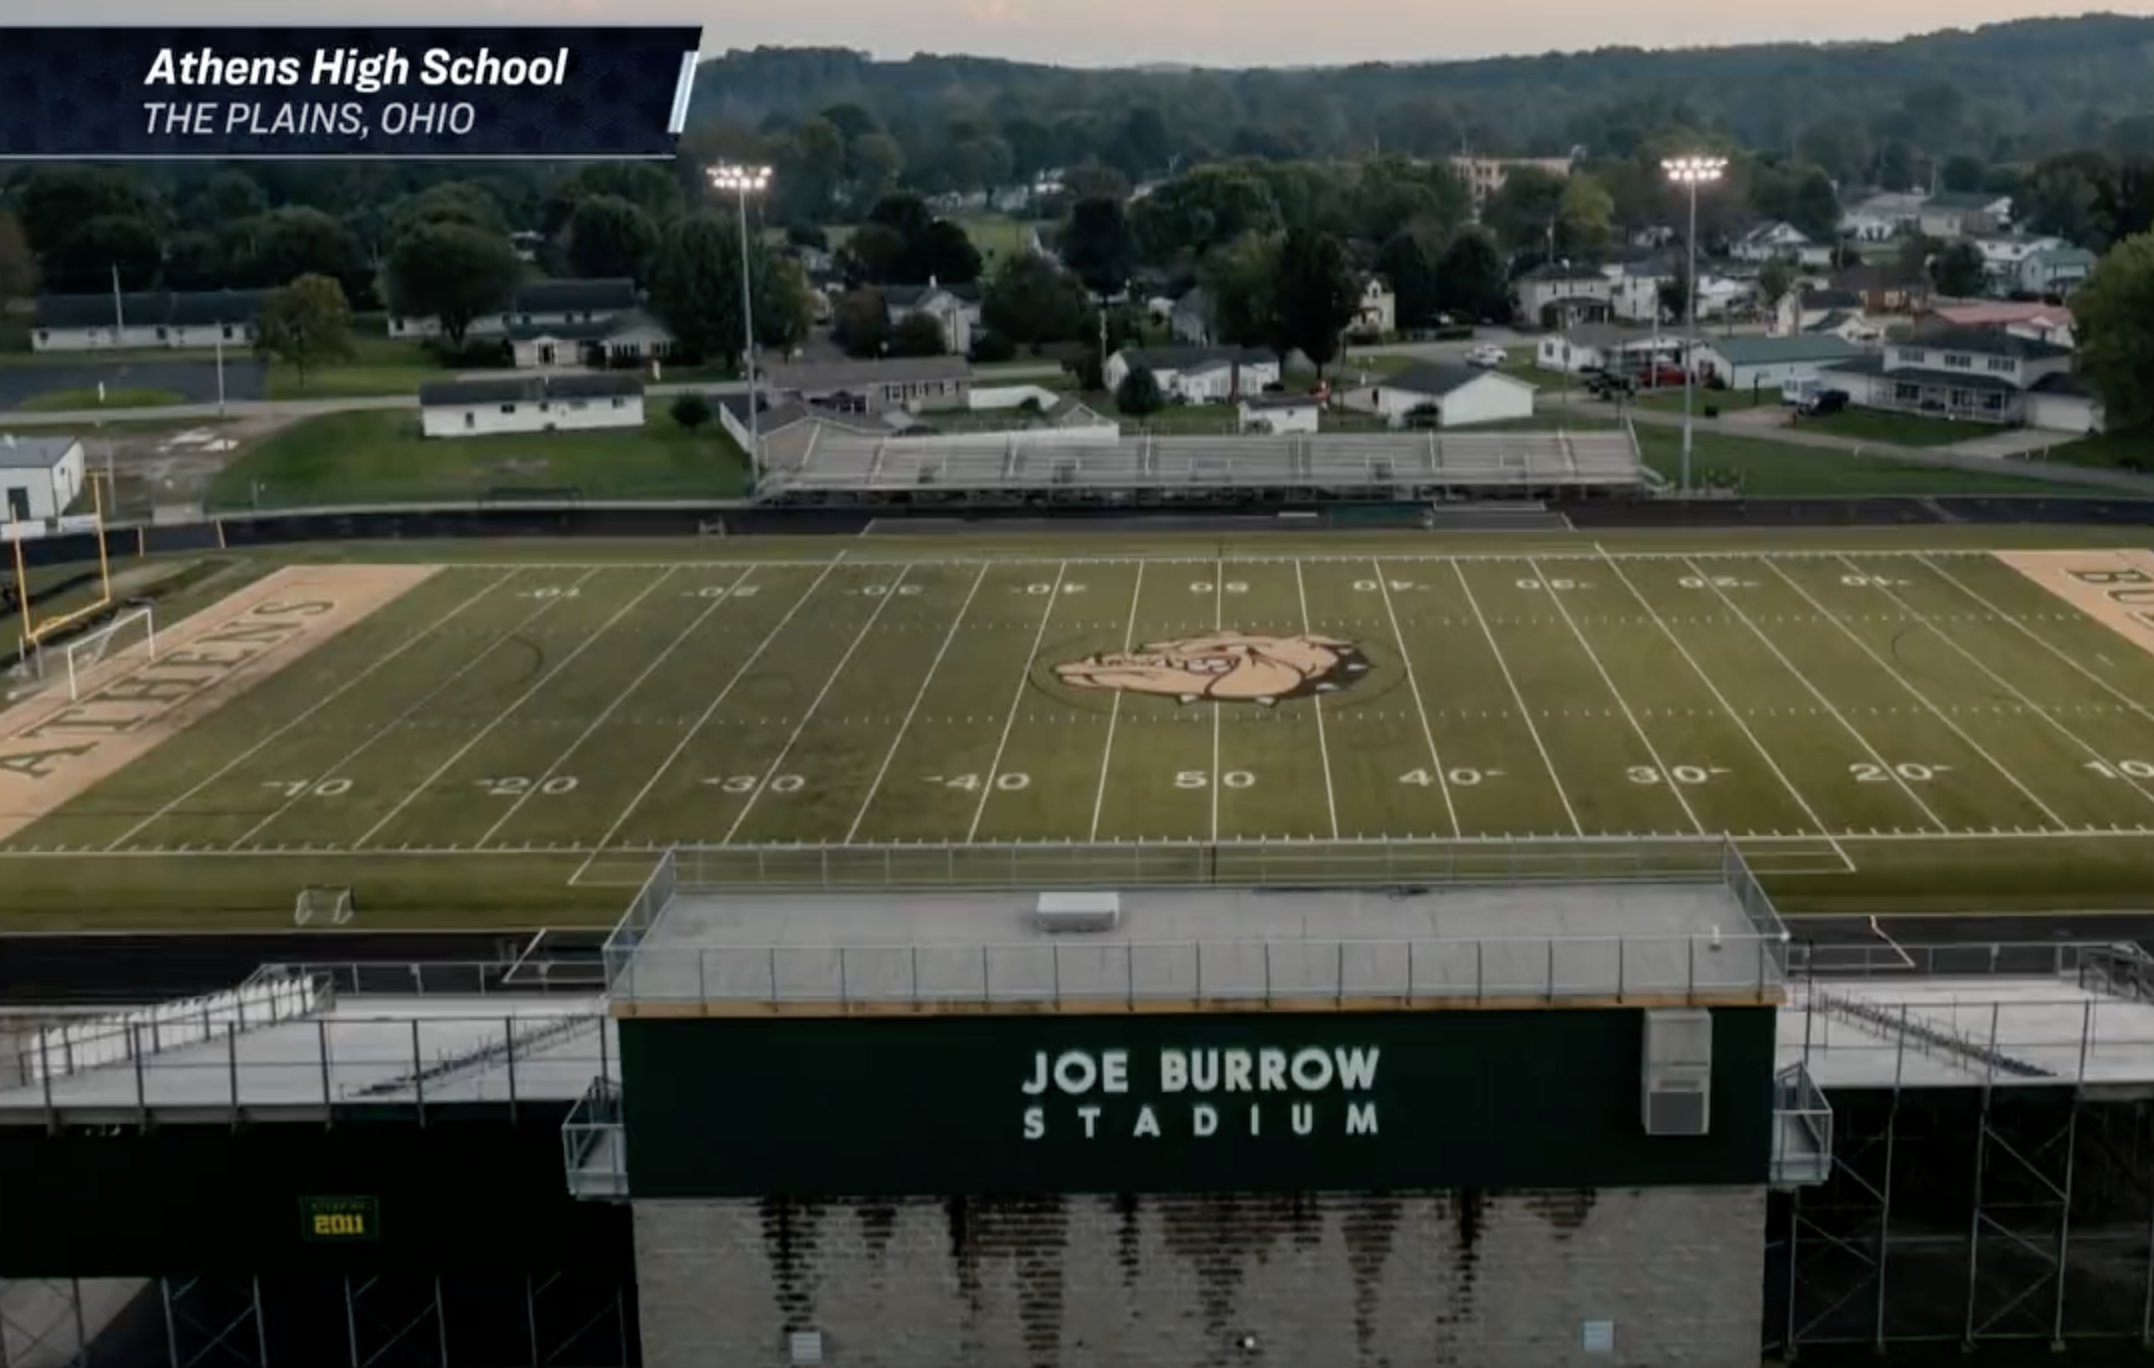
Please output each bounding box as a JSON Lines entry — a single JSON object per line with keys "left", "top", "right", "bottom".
{"left": 11, "top": 542, "right": 2154, "bottom": 924}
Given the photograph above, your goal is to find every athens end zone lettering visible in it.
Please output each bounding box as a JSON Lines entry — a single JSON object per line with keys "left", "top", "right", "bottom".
{"left": 2067, "top": 566, "right": 2154, "bottom": 632}
{"left": 0, "top": 598, "right": 334, "bottom": 781}
{"left": 1020, "top": 1046, "right": 1381, "bottom": 1142}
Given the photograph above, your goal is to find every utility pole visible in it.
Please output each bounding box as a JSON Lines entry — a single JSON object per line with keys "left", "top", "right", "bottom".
{"left": 109, "top": 263, "right": 124, "bottom": 345}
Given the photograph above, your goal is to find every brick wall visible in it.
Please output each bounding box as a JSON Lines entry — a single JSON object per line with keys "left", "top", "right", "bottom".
{"left": 634, "top": 1186, "right": 1766, "bottom": 1368}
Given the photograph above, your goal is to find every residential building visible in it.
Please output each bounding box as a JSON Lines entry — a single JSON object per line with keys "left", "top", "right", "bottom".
{"left": 1534, "top": 323, "right": 1677, "bottom": 376}
{"left": 1838, "top": 191, "right": 1927, "bottom": 243}
{"left": 1832, "top": 264, "right": 1931, "bottom": 316}
{"left": 1692, "top": 335, "right": 1865, "bottom": 394}
{"left": 416, "top": 374, "right": 645, "bottom": 439}
{"left": 390, "top": 277, "right": 642, "bottom": 340}
{"left": 1807, "top": 310, "right": 1884, "bottom": 345}
{"left": 509, "top": 308, "right": 676, "bottom": 370}
{"left": 1236, "top": 393, "right": 1321, "bottom": 435}
{"left": 1340, "top": 362, "right": 1536, "bottom": 428}
{"left": 0, "top": 435, "right": 86, "bottom": 521}
{"left": 1916, "top": 193, "right": 2013, "bottom": 240}
{"left": 31, "top": 290, "right": 266, "bottom": 352}
{"left": 1449, "top": 154, "right": 1574, "bottom": 211}
{"left": 1103, "top": 346, "right": 1278, "bottom": 403}
{"left": 1772, "top": 288, "right": 1864, "bottom": 337}
{"left": 1731, "top": 221, "right": 1812, "bottom": 263}
{"left": 1819, "top": 325, "right": 2094, "bottom": 431}
{"left": 764, "top": 356, "right": 974, "bottom": 414}
{"left": 1968, "top": 234, "right": 2065, "bottom": 296}
{"left": 1604, "top": 259, "right": 1675, "bottom": 325}
{"left": 1348, "top": 277, "right": 1396, "bottom": 339}
{"left": 2017, "top": 246, "right": 2098, "bottom": 298}
{"left": 1512, "top": 263, "right": 1614, "bottom": 329}
{"left": 1925, "top": 300, "right": 2076, "bottom": 349}
{"left": 1169, "top": 288, "right": 1215, "bottom": 345}
{"left": 882, "top": 280, "right": 975, "bottom": 356}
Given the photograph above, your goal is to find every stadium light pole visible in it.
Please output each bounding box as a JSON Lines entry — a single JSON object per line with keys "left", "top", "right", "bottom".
{"left": 708, "top": 163, "right": 773, "bottom": 492}
{"left": 1661, "top": 155, "right": 1725, "bottom": 496}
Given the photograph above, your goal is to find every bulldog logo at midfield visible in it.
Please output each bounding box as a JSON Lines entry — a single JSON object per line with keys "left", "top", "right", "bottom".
{"left": 1054, "top": 632, "right": 1368, "bottom": 706}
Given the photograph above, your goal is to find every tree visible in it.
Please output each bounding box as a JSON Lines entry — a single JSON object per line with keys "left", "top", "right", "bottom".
{"left": 2074, "top": 233, "right": 2154, "bottom": 432}
{"left": 253, "top": 274, "right": 355, "bottom": 392}
{"left": 1656, "top": 270, "right": 1691, "bottom": 325}
{"left": 567, "top": 195, "right": 661, "bottom": 281}
{"left": 385, "top": 223, "right": 521, "bottom": 347}
{"left": 17, "top": 168, "right": 153, "bottom": 263}
{"left": 1433, "top": 227, "right": 1509, "bottom": 324}
{"left": 1941, "top": 154, "right": 1989, "bottom": 192}
{"left": 1756, "top": 258, "right": 1797, "bottom": 312}
{"left": 43, "top": 215, "right": 162, "bottom": 292}
{"left": 1271, "top": 227, "right": 1359, "bottom": 376}
{"left": 161, "top": 231, "right": 226, "bottom": 290}
{"left": 2023, "top": 151, "right": 2118, "bottom": 248}
{"left": 983, "top": 254, "right": 1092, "bottom": 348}
{"left": 183, "top": 171, "right": 267, "bottom": 228}
{"left": 830, "top": 288, "right": 892, "bottom": 357}
{"left": 388, "top": 182, "right": 505, "bottom": 238}
{"left": 1895, "top": 234, "right": 1938, "bottom": 285}
{"left": 850, "top": 133, "right": 905, "bottom": 202}
{"left": 1115, "top": 364, "right": 1165, "bottom": 416}
{"left": 1201, "top": 231, "right": 1284, "bottom": 351}
{"left": 1062, "top": 163, "right": 1131, "bottom": 203}
{"left": 669, "top": 392, "right": 713, "bottom": 431}
{"left": 888, "top": 313, "right": 948, "bottom": 357}
{"left": 774, "top": 116, "right": 846, "bottom": 221}
{"left": 648, "top": 213, "right": 791, "bottom": 367}
{"left": 253, "top": 208, "right": 369, "bottom": 294}
{"left": 1131, "top": 167, "right": 1283, "bottom": 262}
{"left": 0, "top": 214, "right": 37, "bottom": 302}
{"left": 1377, "top": 230, "right": 1438, "bottom": 330}
{"left": 1060, "top": 196, "right": 1139, "bottom": 297}
{"left": 1930, "top": 240, "right": 1987, "bottom": 297}
{"left": 1556, "top": 174, "right": 1616, "bottom": 257}
{"left": 841, "top": 222, "right": 910, "bottom": 284}
{"left": 1482, "top": 167, "right": 1568, "bottom": 254}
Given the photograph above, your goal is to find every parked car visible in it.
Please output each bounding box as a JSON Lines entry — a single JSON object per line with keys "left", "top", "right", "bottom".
{"left": 1632, "top": 363, "right": 1687, "bottom": 388}
{"left": 1801, "top": 388, "right": 1850, "bottom": 416}
{"left": 1464, "top": 344, "right": 1508, "bottom": 368}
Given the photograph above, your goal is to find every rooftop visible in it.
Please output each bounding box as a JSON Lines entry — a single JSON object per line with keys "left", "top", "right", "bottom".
{"left": 1705, "top": 335, "right": 1864, "bottom": 366}
{"left": 1902, "top": 325, "right": 2073, "bottom": 360}
{"left": 0, "top": 435, "right": 80, "bottom": 469}
{"left": 1380, "top": 360, "right": 1532, "bottom": 398}
{"left": 418, "top": 373, "right": 644, "bottom": 406}
{"left": 766, "top": 355, "right": 972, "bottom": 389}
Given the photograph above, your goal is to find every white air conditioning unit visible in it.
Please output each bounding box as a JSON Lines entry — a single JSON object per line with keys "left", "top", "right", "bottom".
{"left": 1642, "top": 1008, "right": 1712, "bottom": 1136}
{"left": 1034, "top": 891, "right": 1120, "bottom": 934}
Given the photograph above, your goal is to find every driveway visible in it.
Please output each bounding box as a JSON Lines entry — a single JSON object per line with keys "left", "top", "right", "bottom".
{"left": 0, "top": 358, "right": 269, "bottom": 411}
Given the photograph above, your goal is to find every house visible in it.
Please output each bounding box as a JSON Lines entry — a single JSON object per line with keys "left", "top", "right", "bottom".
{"left": 1969, "top": 235, "right": 2065, "bottom": 296}
{"left": 31, "top": 290, "right": 266, "bottom": 352}
{"left": 1103, "top": 346, "right": 1278, "bottom": 403}
{"left": 1925, "top": 300, "right": 2076, "bottom": 350}
{"left": 1838, "top": 190, "right": 1928, "bottom": 242}
{"left": 1237, "top": 393, "right": 1321, "bottom": 435}
{"left": 1731, "top": 221, "right": 1812, "bottom": 263}
{"left": 2017, "top": 246, "right": 2098, "bottom": 298}
{"left": 1450, "top": 155, "right": 1574, "bottom": 211}
{"left": 1169, "top": 288, "right": 1215, "bottom": 345}
{"left": 1604, "top": 259, "right": 1675, "bottom": 324}
{"left": 1512, "top": 263, "right": 1615, "bottom": 329}
{"left": 1832, "top": 264, "right": 1931, "bottom": 316}
{"left": 390, "top": 277, "right": 641, "bottom": 340}
{"left": 1819, "top": 325, "right": 2093, "bottom": 432}
{"left": 0, "top": 436, "right": 86, "bottom": 521}
{"left": 1693, "top": 335, "right": 1865, "bottom": 394}
{"left": 416, "top": 373, "right": 645, "bottom": 439}
{"left": 1534, "top": 323, "right": 1677, "bottom": 376}
{"left": 882, "top": 279, "right": 974, "bottom": 356}
{"left": 1917, "top": 193, "right": 2013, "bottom": 240}
{"left": 509, "top": 308, "right": 676, "bottom": 370}
{"left": 1340, "top": 362, "right": 1537, "bottom": 429}
{"left": 510, "top": 230, "right": 545, "bottom": 263}
{"left": 764, "top": 356, "right": 973, "bottom": 414}
{"left": 1348, "top": 277, "right": 1396, "bottom": 339}
{"left": 1807, "top": 310, "right": 1884, "bottom": 345}
{"left": 1772, "top": 288, "right": 1865, "bottom": 337}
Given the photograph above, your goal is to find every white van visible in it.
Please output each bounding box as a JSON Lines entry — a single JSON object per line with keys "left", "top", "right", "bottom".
{"left": 1781, "top": 376, "right": 1822, "bottom": 406}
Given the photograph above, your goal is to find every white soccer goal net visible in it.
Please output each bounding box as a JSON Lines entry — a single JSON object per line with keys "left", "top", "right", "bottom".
{"left": 64, "top": 606, "right": 156, "bottom": 701}
{"left": 294, "top": 886, "right": 355, "bottom": 926}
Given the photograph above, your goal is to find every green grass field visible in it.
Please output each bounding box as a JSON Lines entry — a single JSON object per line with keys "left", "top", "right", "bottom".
{"left": 15, "top": 540, "right": 2154, "bottom": 928}
{"left": 17, "top": 387, "right": 183, "bottom": 411}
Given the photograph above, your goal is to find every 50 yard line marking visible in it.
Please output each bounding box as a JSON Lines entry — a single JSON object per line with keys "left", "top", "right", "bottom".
{"left": 103, "top": 566, "right": 519, "bottom": 851}
{"left": 479, "top": 565, "right": 759, "bottom": 846}
{"left": 1373, "top": 557, "right": 1458, "bottom": 838}
{"left": 355, "top": 567, "right": 677, "bottom": 848}
{"left": 967, "top": 560, "right": 1067, "bottom": 842}
{"left": 573, "top": 562, "right": 839, "bottom": 880}
{"left": 845, "top": 563, "right": 991, "bottom": 842}
{"left": 1451, "top": 560, "right": 1582, "bottom": 836}
{"left": 724, "top": 564, "right": 917, "bottom": 844}
{"left": 1211, "top": 555, "right": 1224, "bottom": 842}
{"left": 1527, "top": 555, "right": 1703, "bottom": 835}
{"left": 1294, "top": 559, "right": 1341, "bottom": 839}
{"left": 1088, "top": 561, "right": 1146, "bottom": 841}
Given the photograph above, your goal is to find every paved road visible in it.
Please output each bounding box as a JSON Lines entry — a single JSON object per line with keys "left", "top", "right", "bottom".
{"left": 0, "top": 358, "right": 268, "bottom": 411}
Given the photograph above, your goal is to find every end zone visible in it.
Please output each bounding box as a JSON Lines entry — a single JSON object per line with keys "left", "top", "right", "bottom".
{"left": 1995, "top": 549, "right": 2154, "bottom": 656}
{"left": 0, "top": 565, "right": 439, "bottom": 841}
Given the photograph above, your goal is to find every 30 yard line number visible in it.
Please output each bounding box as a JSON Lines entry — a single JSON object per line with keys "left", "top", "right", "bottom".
{"left": 704, "top": 774, "right": 806, "bottom": 794}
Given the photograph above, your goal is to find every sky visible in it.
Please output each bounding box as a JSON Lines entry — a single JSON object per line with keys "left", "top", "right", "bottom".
{"left": 16, "top": 0, "right": 2154, "bottom": 67}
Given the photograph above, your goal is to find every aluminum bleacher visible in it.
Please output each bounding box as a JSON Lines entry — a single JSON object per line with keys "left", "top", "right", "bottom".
{"left": 759, "top": 424, "right": 1645, "bottom": 500}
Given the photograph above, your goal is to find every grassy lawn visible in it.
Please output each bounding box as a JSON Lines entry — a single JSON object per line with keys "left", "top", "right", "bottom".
{"left": 2018, "top": 429, "right": 2154, "bottom": 471}
{"left": 953, "top": 215, "right": 1044, "bottom": 267}
{"left": 204, "top": 410, "right": 750, "bottom": 510}
{"left": 1793, "top": 408, "right": 1993, "bottom": 448}
{"left": 1633, "top": 386, "right": 1776, "bottom": 414}
{"left": 266, "top": 334, "right": 444, "bottom": 400}
{"left": 17, "top": 387, "right": 184, "bottom": 411}
{"left": 1635, "top": 427, "right": 2091, "bottom": 496}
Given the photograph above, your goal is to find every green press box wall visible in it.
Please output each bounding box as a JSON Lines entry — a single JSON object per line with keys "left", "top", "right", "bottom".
{"left": 620, "top": 1008, "right": 1776, "bottom": 1198}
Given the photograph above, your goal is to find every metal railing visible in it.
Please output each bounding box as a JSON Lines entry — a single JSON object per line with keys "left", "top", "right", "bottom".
{"left": 1790, "top": 940, "right": 2154, "bottom": 981}
{"left": 1771, "top": 1061, "right": 1834, "bottom": 1187}
{"left": 561, "top": 1076, "right": 627, "bottom": 1200}
{"left": 242, "top": 959, "right": 608, "bottom": 998}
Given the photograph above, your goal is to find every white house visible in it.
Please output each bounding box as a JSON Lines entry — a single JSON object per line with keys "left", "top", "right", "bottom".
{"left": 1773, "top": 288, "right": 1866, "bottom": 337}
{"left": 391, "top": 277, "right": 641, "bottom": 341}
{"left": 509, "top": 308, "right": 676, "bottom": 370}
{"left": 1237, "top": 393, "right": 1321, "bottom": 435}
{"left": 765, "top": 356, "right": 973, "bottom": 414}
{"left": 1693, "top": 335, "right": 1865, "bottom": 394}
{"left": 1449, "top": 154, "right": 1575, "bottom": 211}
{"left": 1917, "top": 193, "right": 2013, "bottom": 240}
{"left": 1604, "top": 260, "right": 1674, "bottom": 324}
{"left": 1341, "top": 362, "right": 1536, "bottom": 429}
{"left": 883, "top": 280, "right": 975, "bottom": 356}
{"left": 1104, "top": 346, "right": 1278, "bottom": 403}
{"left": 32, "top": 290, "right": 266, "bottom": 352}
{"left": 417, "top": 374, "right": 645, "bottom": 439}
{"left": 1731, "top": 221, "right": 1812, "bottom": 263}
{"left": 2017, "top": 246, "right": 2098, "bottom": 298}
{"left": 1535, "top": 324, "right": 1678, "bottom": 376}
{"left": 1838, "top": 191, "right": 1927, "bottom": 242}
{"left": 1512, "top": 263, "right": 1614, "bottom": 329}
{"left": 1348, "top": 277, "right": 1396, "bottom": 338}
{"left": 1969, "top": 235, "right": 2065, "bottom": 296}
{"left": 0, "top": 436, "right": 86, "bottom": 521}
{"left": 1818, "top": 326, "right": 2097, "bottom": 433}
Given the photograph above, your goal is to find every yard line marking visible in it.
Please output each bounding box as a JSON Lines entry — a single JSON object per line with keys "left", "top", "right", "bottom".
{"left": 1761, "top": 558, "right": 2069, "bottom": 831}
{"left": 1450, "top": 560, "right": 1582, "bottom": 836}
{"left": 1211, "top": 555, "right": 1225, "bottom": 842}
{"left": 1600, "top": 553, "right": 1849, "bottom": 870}
{"left": 845, "top": 563, "right": 991, "bottom": 842}
{"left": 1682, "top": 555, "right": 1947, "bottom": 832}
{"left": 724, "top": 564, "right": 918, "bottom": 844}
{"left": 479, "top": 565, "right": 758, "bottom": 847}
{"left": 1088, "top": 562, "right": 1146, "bottom": 841}
{"left": 1839, "top": 553, "right": 2154, "bottom": 816}
{"left": 354, "top": 567, "right": 676, "bottom": 848}
{"left": 1373, "top": 557, "right": 1458, "bottom": 838}
{"left": 104, "top": 566, "right": 520, "bottom": 851}
{"left": 226, "top": 567, "right": 601, "bottom": 849}
{"left": 1527, "top": 556, "right": 1703, "bottom": 836}
{"left": 967, "top": 561, "right": 1067, "bottom": 842}
{"left": 1293, "top": 560, "right": 1342, "bottom": 840}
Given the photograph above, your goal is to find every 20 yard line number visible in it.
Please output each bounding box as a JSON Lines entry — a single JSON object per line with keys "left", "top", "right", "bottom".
{"left": 1851, "top": 761, "right": 1950, "bottom": 783}
{"left": 476, "top": 776, "right": 579, "bottom": 797}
